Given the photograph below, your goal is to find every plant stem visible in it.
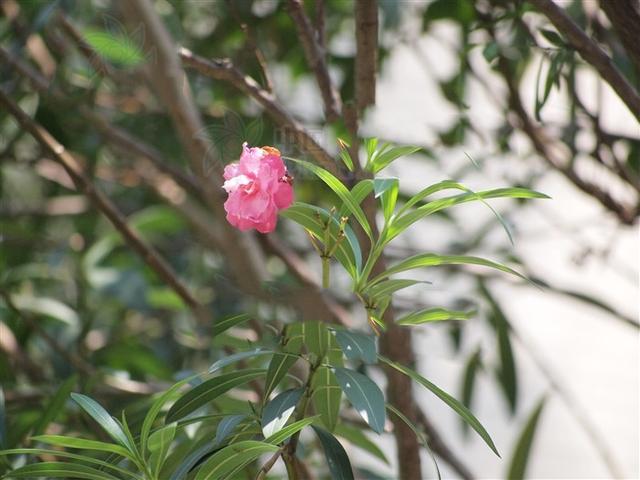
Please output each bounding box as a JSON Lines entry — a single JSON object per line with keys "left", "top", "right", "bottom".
{"left": 321, "top": 256, "right": 330, "bottom": 288}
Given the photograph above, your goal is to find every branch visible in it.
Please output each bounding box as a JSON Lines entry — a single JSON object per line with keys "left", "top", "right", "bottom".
{"left": 0, "top": 88, "right": 209, "bottom": 324}
{"left": 286, "top": 0, "right": 342, "bottom": 121}
{"left": 496, "top": 52, "right": 638, "bottom": 225}
{"left": 178, "top": 48, "right": 339, "bottom": 175}
{"left": 528, "top": 0, "right": 640, "bottom": 120}
{"left": 355, "top": 0, "right": 378, "bottom": 111}
{"left": 416, "top": 409, "right": 474, "bottom": 480}
{"left": 483, "top": 282, "right": 626, "bottom": 479}
{"left": 600, "top": 0, "right": 640, "bottom": 75}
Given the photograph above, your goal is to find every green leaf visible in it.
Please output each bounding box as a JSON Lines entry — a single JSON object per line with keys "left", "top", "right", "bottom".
{"left": 69, "top": 393, "right": 131, "bottom": 450}
{"left": 193, "top": 440, "right": 279, "bottom": 480}
{"left": 480, "top": 281, "right": 518, "bottom": 412}
{"left": 83, "top": 28, "right": 145, "bottom": 67}
{"left": 312, "top": 366, "right": 342, "bottom": 432}
{"left": 335, "top": 424, "right": 389, "bottom": 465}
{"left": 387, "top": 187, "right": 549, "bottom": 243}
{"left": 3, "top": 462, "right": 121, "bottom": 479}
{"left": 337, "top": 139, "right": 354, "bottom": 171}
{"left": 333, "top": 329, "right": 377, "bottom": 364}
{"left": 396, "top": 307, "right": 474, "bottom": 325}
{"left": 540, "top": 29, "right": 564, "bottom": 47}
{"left": 333, "top": 367, "right": 385, "bottom": 434}
{"left": 287, "top": 158, "right": 373, "bottom": 240}
{"left": 365, "top": 138, "right": 378, "bottom": 162}
{"left": 461, "top": 349, "right": 483, "bottom": 433}
{"left": 0, "top": 449, "right": 137, "bottom": 479}
{"left": 168, "top": 441, "right": 216, "bottom": 480}
{"left": 303, "top": 321, "right": 332, "bottom": 359}
{"left": 369, "top": 253, "right": 527, "bottom": 287}
{"left": 379, "top": 179, "right": 399, "bottom": 223}
{"left": 141, "top": 375, "right": 194, "bottom": 455}
{"left": 166, "top": 369, "right": 265, "bottom": 422}
{"left": 32, "top": 377, "right": 76, "bottom": 436}
{"left": 366, "top": 279, "right": 427, "bottom": 299}
{"left": 281, "top": 203, "right": 360, "bottom": 278}
{"left": 148, "top": 423, "right": 176, "bottom": 475}
{"left": 370, "top": 145, "right": 422, "bottom": 174}
{"left": 31, "top": 435, "right": 133, "bottom": 460}
{"left": 214, "top": 414, "right": 247, "bottom": 446}
{"left": 265, "top": 416, "right": 318, "bottom": 445}
{"left": 264, "top": 353, "right": 300, "bottom": 400}
{"left": 312, "top": 425, "right": 355, "bottom": 480}
{"left": 208, "top": 348, "right": 273, "bottom": 373}
{"left": 212, "top": 313, "right": 251, "bottom": 337}
{"left": 482, "top": 41, "right": 499, "bottom": 63}
{"left": 506, "top": 398, "right": 546, "bottom": 480}
{"left": 373, "top": 178, "right": 397, "bottom": 198}
{"left": 261, "top": 388, "right": 303, "bottom": 439}
{"left": 379, "top": 356, "right": 500, "bottom": 456}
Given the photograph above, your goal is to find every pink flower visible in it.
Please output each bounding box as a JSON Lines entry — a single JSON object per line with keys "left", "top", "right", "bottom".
{"left": 222, "top": 143, "right": 293, "bottom": 233}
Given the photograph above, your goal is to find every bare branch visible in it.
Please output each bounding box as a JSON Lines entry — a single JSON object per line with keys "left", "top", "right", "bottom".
{"left": 287, "top": 0, "right": 342, "bottom": 121}
{"left": 495, "top": 53, "right": 638, "bottom": 225}
{"left": 0, "top": 89, "right": 209, "bottom": 323}
{"left": 528, "top": 0, "right": 640, "bottom": 120}
{"left": 416, "top": 409, "right": 474, "bottom": 480}
{"left": 355, "top": 0, "right": 378, "bottom": 111}
{"left": 600, "top": 0, "right": 640, "bottom": 75}
{"left": 178, "top": 48, "right": 339, "bottom": 175}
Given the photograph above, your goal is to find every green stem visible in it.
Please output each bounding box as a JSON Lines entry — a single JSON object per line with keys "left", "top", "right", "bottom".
{"left": 322, "top": 256, "right": 330, "bottom": 288}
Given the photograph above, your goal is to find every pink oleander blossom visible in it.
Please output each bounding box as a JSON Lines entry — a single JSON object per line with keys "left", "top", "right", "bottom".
{"left": 222, "top": 143, "right": 293, "bottom": 233}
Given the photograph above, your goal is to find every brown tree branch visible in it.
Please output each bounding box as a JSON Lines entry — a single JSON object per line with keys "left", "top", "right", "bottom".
{"left": 355, "top": 0, "right": 378, "bottom": 111}
{"left": 286, "top": 0, "right": 342, "bottom": 121}
{"left": 528, "top": 0, "right": 640, "bottom": 120}
{"left": 178, "top": 48, "right": 339, "bottom": 175}
{"left": 416, "top": 409, "right": 474, "bottom": 480}
{"left": 496, "top": 53, "right": 638, "bottom": 225}
{"left": 0, "top": 88, "right": 209, "bottom": 324}
{"left": 600, "top": 0, "right": 640, "bottom": 75}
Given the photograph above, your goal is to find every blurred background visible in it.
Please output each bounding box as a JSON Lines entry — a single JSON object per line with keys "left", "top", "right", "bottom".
{"left": 0, "top": 0, "right": 638, "bottom": 478}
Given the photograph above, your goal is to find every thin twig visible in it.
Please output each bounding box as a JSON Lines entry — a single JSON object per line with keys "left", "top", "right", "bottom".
{"left": 528, "top": 0, "right": 640, "bottom": 120}
{"left": 178, "top": 48, "right": 339, "bottom": 175}
{"left": 286, "top": 0, "right": 342, "bottom": 120}
{"left": 255, "top": 448, "right": 284, "bottom": 480}
{"left": 0, "top": 89, "right": 209, "bottom": 324}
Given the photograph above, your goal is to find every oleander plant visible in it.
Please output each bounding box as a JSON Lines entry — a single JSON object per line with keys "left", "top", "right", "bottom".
{"left": 1, "top": 1, "right": 636, "bottom": 479}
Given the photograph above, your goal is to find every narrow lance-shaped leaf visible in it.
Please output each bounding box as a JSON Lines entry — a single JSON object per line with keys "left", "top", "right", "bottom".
{"left": 387, "top": 188, "right": 549, "bottom": 243}
{"left": 166, "top": 369, "right": 265, "bottom": 423}
{"left": 30, "top": 435, "right": 134, "bottom": 460}
{"left": 461, "top": 348, "right": 483, "bottom": 434}
{"left": 215, "top": 414, "right": 247, "bottom": 446}
{"left": 0, "top": 448, "right": 138, "bottom": 479}
{"left": 265, "top": 416, "right": 319, "bottom": 445}
{"left": 3, "top": 462, "right": 121, "bottom": 480}
{"left": 286, "top": 158, "right": 373, "bottom": 240}
{"left": 369, "top": 253, "right": 527, "bottom": 287}
{"left": 379, "top": 355, "right": 500, "bottom": 456}
{"left": 334, "top": 367, "right": 385, "bottom": 434}
{"left": 193, "top": 440, "right": 279, "bottom": 480}
{"left": 397, "top": 307, "right": 475, "bottom": 326}
{"left": 212, "top": 313, "right": 251, "bottom": 337}
{"left": 70, "top": 393, "right": 131, "bottom": 450}
{"left": 261, "top": 388, "right": 303, "bottom": 439}
{"left": 507, "top": 398, "right": 546, "bottom": 480}
{"left": 208, "top": 348, "right": 273, "bottom": 374}
{"left": 312, "top": 425, "right": 355, "bottom": 480}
